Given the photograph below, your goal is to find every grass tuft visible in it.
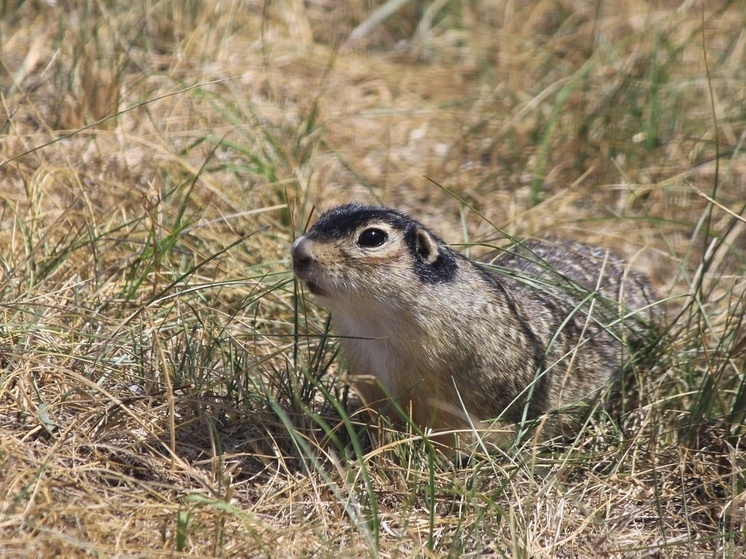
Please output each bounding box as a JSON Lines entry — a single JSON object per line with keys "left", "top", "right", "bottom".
{"left": 1, "top": 0, "right": 744, "bottom": 557}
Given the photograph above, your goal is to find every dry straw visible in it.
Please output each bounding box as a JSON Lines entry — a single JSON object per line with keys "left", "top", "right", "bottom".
{"left": 1, "top": 1, "right": 744, "bottom": 557}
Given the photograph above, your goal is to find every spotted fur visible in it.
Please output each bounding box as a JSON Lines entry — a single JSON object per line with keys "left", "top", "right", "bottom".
{"left": 291, "top": 204, "right": 659, "bottom": 447}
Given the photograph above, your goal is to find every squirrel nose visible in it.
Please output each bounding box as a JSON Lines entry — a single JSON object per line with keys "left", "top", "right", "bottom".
{"left": 291, "top": 237, "right": 315, "bottom": 273}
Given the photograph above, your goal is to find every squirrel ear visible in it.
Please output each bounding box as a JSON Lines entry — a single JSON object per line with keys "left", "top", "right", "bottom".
{"left": 414, "top": 227, "right": 441, "bottom": 265}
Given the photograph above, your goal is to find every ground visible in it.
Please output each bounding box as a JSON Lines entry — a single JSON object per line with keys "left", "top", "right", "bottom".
{"left": 1, "top": 1, "right": 745, "bottom": 557}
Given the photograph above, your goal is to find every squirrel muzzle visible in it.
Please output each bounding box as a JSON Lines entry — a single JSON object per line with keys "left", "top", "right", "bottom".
{"left": 291, "top": 237, "right": 325, "bottom": 296}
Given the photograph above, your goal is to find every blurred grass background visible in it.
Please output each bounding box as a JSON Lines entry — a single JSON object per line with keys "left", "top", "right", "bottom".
{"left": 1, "top": 0, "right": 744, "bottom": 557}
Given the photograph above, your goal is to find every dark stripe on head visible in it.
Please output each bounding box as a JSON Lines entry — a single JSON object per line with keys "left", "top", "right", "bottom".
{"left": 306, "top": 204, "right": 415, "bottom": 241}
{"left": 406, "top": 228, "right": 459, "bottom": 284}
{"left": 308, "top": 204, "right": 459, "bottom": 284}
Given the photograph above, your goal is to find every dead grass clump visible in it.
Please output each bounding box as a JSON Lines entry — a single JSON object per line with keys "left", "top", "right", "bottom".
{"left": 1, "top": 0, "right": 745, "bottom": 557}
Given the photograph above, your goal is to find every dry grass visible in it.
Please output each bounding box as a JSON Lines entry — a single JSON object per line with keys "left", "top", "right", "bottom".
{"left": 1, "top": 0, "right": 745, "bottom": 557}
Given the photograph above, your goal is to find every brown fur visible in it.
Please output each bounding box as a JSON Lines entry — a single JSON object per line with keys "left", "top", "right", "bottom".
{"left": 292, "top": 204, "right": 659, "bottom": 449}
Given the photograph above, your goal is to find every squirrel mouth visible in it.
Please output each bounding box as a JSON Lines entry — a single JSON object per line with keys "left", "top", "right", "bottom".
{"left": 302, "top": 279, "right": 327, "bottom": 297}
{"left": 292, "top": 258, "right": 328, "bottom": 296}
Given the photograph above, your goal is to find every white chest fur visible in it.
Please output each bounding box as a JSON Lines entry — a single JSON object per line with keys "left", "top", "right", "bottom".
{"left": 330, "top": 300, "right": 419, "bottom": 399}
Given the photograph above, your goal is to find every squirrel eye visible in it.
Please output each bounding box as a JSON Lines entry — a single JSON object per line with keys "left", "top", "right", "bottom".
{"left": 357, "top": 227, "right": 388, "bottom": 247}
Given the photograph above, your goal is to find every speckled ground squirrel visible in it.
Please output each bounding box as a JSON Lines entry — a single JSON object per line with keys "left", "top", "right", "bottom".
{"left": 291, "top": 204, "right": 659, "bottom": 447}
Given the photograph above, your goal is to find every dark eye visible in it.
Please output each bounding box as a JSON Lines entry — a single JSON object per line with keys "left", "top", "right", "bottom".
{"left": 357, "top": 227, "right": 388, "bottom": 247}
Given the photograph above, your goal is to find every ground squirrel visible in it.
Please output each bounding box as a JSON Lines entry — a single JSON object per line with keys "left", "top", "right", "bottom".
{"left": 291, "top": 204, "right": 659, "bottom": 447}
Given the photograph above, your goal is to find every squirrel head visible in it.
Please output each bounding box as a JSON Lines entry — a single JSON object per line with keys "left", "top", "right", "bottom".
{"left": 291, "top": 204, "right": 458, "bottom": 306}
